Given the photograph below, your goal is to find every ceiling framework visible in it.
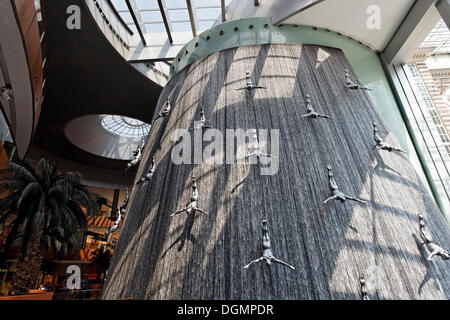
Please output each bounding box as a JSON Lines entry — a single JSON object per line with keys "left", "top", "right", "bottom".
{"left": 221, "top": 0, "right": 226, "bottom": 22}
{"left": 186, "top": 0, "right": 197, "bottom": 37}
{"left": 125, "top": 0, "right": 147, "bottom": 45}
{"left": 111, "top": 0, "right": 230, "bottom": 47}
{"left": 157, "top": 0, "right": 174, "bottom": 43}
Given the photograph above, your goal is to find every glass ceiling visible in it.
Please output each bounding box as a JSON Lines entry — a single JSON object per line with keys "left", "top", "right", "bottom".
{"left": 421, "top": 20, "right": 450, "bottom": 55}
{"left": 111, "top": 0, "right": 233, "bottom": 36}
{"left": 101, "top": 115, "right": 151, "bottom": 137}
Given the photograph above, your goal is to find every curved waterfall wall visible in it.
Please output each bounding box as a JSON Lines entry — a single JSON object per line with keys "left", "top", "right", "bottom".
{"left": 102, "top": 43, "right": 450, "bottom": 299}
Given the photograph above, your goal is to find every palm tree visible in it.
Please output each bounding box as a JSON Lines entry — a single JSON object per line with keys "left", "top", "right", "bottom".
{"left": 0, "top": 158, "right": 92, "bottom": 294}
{"left": 90, "top": 246, "right": 112, "bottom": 282}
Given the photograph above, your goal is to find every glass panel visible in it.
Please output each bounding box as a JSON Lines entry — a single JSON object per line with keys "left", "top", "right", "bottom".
{"left": 110, "top": 0, "right": 128, "bottom": 11}
{"left": 140, "top": 11, "right": 163, "bottom": 23}
{"left": 196, "top": 8, "right": 221, "bottom": 20}
{"left": 135, "top": 0, "right": 159, "bottom": 9}
{"left": 195, "top": 0, "right": 219, "bottom": 6}
{"left": 171, "top": 22, "right": 192, "bottom": 32}
{"left": 128, "top": 24, "right": 138, "bottom": 34}
{"left": 144, "top": 23, "right": 167, "bottom": 33}
{"left": 101, "top": 115, "right": 150, "bottom": 138}
{"left": 119, "top": 12, "right": 133, "bottom": 24}
{"left": 165, "top": 0, "right": 187, "bottom": 9}
{"left": 168, "top": 9, "right": 190, "bottom": 21}
{"left": 198, "top": 20, "right": 215, "bottom": 31}
{"left": 421, "top": 20, "right": 450, "bottom": 54}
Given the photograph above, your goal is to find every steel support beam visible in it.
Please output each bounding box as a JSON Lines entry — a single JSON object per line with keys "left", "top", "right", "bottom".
{"left": 221, "top": 0, "right": 226, "bottom": 22}
{"left": 381, "top": 0, "right": 439, "bottom": 65}
{"left": 186, "top": 0, "right": 197, "bottom": 37}
{"left": 158, "top": 0, "right": 173, "bottom": 44}
{"left": 125, "top": 0, "right": 146, "bottom": 45}
{"left": 436, "top": 0, "right": 450, "bottom": 28}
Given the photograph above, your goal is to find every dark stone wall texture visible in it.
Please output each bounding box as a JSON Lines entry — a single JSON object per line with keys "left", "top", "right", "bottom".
{"left": 102, "top": 44, "right": 450, "bottom": 300}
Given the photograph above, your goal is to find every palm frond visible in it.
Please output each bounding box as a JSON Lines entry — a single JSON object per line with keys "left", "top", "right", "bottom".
{"left": 17, "top": 181, "right": 41, "bottom": 209}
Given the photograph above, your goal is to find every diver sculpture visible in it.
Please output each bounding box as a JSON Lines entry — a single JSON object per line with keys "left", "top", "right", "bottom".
{"left": 373, "top": 122, "right": 406, "bottom": 154}
{"left": 418, "top": 215, "right": 450, "bottom": 261}
{"left": 345, "top": 69, "right": 372, "bottom": 91}
{"left": 105, "top": 188, "right": 129, "bottom": 238}
{"left": 136, "top": 157, "right": 156, "bottom": 185}
{"left": 154, "top": 98, "right": 172, "bottom": 121}
{"left": 126, "top": 139, "right": 145, "bottom": 171}
{"left": 244, "top": 218, "right": 295, "bottom": 270}
{"left": 323, "top": 166, "right": 367, "bottom": 204}
{"left": 0, "top": 85, "right": 12, "bottom": 102}
{"left": 300, "top": 94, "right": 332, "bottom": 119}
{"left": 189, "top": 107, "right": 211, "bottom": 131}
{"left": 244, "top": 129, "right": 277, "bottom": 163}
{"left": 359, "top": 277, "right": 369, "bottom": 300}
{"left": 170, "top": 176, "right": 208, "bottom": 216}
{"left": 236, "top": 71, "right": 265, "bottom": 91}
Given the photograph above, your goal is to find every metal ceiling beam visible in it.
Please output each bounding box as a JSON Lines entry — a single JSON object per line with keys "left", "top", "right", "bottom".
{"left": 436, "top": 0, "right": 450, "bottom": 29}
{"left": 221, "top": 0, "right": 226, "bottom": 22}
{"left": 125, "top": 0, "right": 147, "bottom": 45}
{"left": 186, "top": 0, "right": 197, "bottom": 37}
{"left": 157, "top": 0, "right": 173, "bottom": 44}
{"left": 381, "top": 0, "right": 439, "bottom": 65}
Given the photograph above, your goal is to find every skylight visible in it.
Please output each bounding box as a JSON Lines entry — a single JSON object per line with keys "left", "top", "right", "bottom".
{"left": 101, "top": 115, "right": 151, "bottom": 138}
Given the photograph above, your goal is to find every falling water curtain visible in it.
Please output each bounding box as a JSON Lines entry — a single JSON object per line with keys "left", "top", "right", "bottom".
{"left": 102, "top": 44, "right": 450, "bottom": 300}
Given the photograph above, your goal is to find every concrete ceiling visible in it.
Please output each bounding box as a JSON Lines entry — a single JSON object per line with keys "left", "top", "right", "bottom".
{"left": 283, "top": 0, "right": 416, "bottom": 51}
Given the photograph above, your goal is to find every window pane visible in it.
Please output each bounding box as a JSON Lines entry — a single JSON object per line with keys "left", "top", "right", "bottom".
{"left": 198, "top": 20, "right": 215, "bottom": 31}
{"left": 168, "top": 9, "right": 190, "bottom": 21}
{"left": 141, "top": 11, "right": 163, "bottom": 23}
{"left": 119, "top": 12, "right": 133, "bottom": 24}
{"left": 171, "top": 22, "right": 192, "bottom": 32}
{"left": 145, "top": 23, "right": 167, "bottom": 33}
{"left": 111, "top": 0, "right": 128, "bottom": 11}
{"left": 196, "top": 8, "right": 221, "bottom": 20}
{"left": 135, "top": 0, "right": 159, "bottom": 9}
{"left": 165, "top": 0, "right": 186, "bottom": 8}
{"left": 128, "top": 24, "right": 137, "bottom": 34}
{"left": 195, "top": 0, "right": 219, "bottom": 6}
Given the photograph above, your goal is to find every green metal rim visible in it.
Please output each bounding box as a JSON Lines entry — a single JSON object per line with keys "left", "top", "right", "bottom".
{"left": 170, "top": 17, "right": 373, "bottom": 77}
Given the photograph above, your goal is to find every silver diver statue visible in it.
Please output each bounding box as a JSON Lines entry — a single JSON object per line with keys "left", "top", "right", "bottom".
{"left": 125, "top": 139, "right": 145, "bottom": 171}
{"left": 136, "top": 157, "right": 156, "bottom": 185}
{"left": 170, "top": 176, "right": 208, "bottom": 216}
{"left": 105, "top": 187, "right": 129, "bottom": 238}
{"left": 345, "top": 69, "right": 373, "bottom": 91}
{"left": 244, "top": 129, "right": 277, "bottom": 163}
{"left": 359, "top": 277, "right": 369, "bottom": 300}
{"left": 300, "top": 94, "right": 332, "bottom": 119}
{"left": 418, "top": 214, "right": 449, "bottom": 261}
{"left": 154, "top": 98, "right": 172, "bottom": 121}
{"left": 236, "top": 71, "right": 265, "bottom": 91}
{"left": 373, "top": 122, "right": 406, "bottom": 154}
{"left": 244, "top": 218, "right": 295, "bottom": 270}
{"left": 0, "top": 85, "right": 13, "bottom": 102}
{"left": 323, "top": 166, "right": 367, "bottom": 204}
{"left": 189, "top": 106, "right": 211, "bottom": 131}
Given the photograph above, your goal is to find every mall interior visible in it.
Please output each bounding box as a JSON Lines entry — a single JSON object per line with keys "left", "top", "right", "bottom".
{"left": 0, "top": 0, "right": 450, "bottom": 300}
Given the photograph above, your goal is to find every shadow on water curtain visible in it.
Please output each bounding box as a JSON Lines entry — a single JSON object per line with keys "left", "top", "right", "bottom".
{"left": 102, "top": 44, "right": 450, "bottom": 300}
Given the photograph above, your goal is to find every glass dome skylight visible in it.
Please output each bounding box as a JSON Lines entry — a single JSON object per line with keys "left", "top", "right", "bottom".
{"left": 101, "top": 115, "right": 151, "bottom": 137}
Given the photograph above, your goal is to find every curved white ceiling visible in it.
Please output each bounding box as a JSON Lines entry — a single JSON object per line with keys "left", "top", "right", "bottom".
{"left": 64, "top": 115, "right": 148, "bottom": 161}
{"left": 283, "top": 0, "right": 415, "bottom": 51}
